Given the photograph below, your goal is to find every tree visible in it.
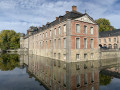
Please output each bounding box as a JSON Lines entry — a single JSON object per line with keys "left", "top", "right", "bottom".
{"left": 99, "top": 73, "right": 112, "bottom": 85}
{"left": 0, "top": 30, "right": 20, "bottom": 50}
{"left": 0, "top": 54, "right": 20, "bottom": 71}
{"left": 95, "top": 18, "right": 115, "bottom": 32}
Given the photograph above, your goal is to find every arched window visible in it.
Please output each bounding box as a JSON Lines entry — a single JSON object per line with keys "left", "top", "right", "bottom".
{"left": 104, "top": 44, "right": 107, "bottom": 47}
{"left": 114, "top": 44, "right": 118, "bottom": 49}
{"left": 108, "top": 44, "right": 112, "bottom": 49}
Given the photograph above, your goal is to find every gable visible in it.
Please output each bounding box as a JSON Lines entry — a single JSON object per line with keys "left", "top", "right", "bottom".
{"left": 75, "top": 15, "right": 96, "bottom": 24}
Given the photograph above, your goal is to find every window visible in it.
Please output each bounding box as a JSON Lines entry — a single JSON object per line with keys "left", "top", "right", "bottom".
{"left": 76, "top": 54, "right": 80, "bottom": 60}
{"left": 91, "top": 87, "right": 94, "bottom": 90}
{"left": 84, "top": 25, "right": 87, "bottom": 34}
{"left": 58, "top": 71, "right": 61, "bottom": 82}
{"left": 58, "top": 53, "right": 60, "bottom": 59}
{"left": 76, "top": 38, "right": 80, "bottom": 49}
{"left": 91, "top": 53, "right": 94, "bottom": 59}
{"left": 58, "top": 39, "right": 61, "bottom": 49}
{"left": 76, "top": 75, "right": 80, "bottom": 87}
{"left": 84, "top": 38, "right": 87, "bottom": 49}
{"left": 40, "top": 34, "right": 41, "bottom": 40}
{"left": 63, "top": 38, "right": 66, "bottom": 48}
{"left": 63, "top": 54, "right": 66, "bottom": 60}
{"left": 50, "top": 40, "right": 51, "bottom": 49}
{"left": 63, "top": 73, "right": 66, "bottom": 86}
{"left": 114, "top": 38, "right": 116, "bottom": 42}
{"left": 84, "top": 73, "right": 88, "bottom": 85}
{"left": 90, "top": 27, "right": 94, "bottom": 34}
{"left": 104, "top": 44, "right": 107, "bottom": 47}
{"left": 43, "top": 33, "right": 44, "bottom": 38}
{"left": 40, "top": 42, "right": 41, "bottom": 48}
{"left": 50, "top": 30, "right": 52, "bottom": 37}
{"left": 84, "top": 53, "right": 87, "bottom": 60}
{"left": 46, "top": 32, "right": 47, "bottom": 37}
{"left": 114, "top": 44, "right": 118, "bottom": 49}
{"left": 46, "top": 41, "right": 47, "bottom": 48}
{"left": 76, "top": 64, "right": 80, "bottom": 70}
{"left": 54, "top": 28, "right": 56, "bottom": 35}
{"left": 99, "top": 39, "right": 101, "bottom": 43}
{"left": 90, "top": 39, "right": 94, "bottom": 49}
{"left": 104, "top": 39, "right": 106, "bottom": 43}
{"left": 43, "top": 41, "right": 44, "bottom": 48}
{"left": 108, "top": 44, "right": 112, "bottom": 49}
{"left": 109, "top": 38, "right": 111, "bottom": 42}
{"left": 54, "top": 39, "right": 56, "bottom": 49}
{"left": 91, "top": 72, "right": 94, "bottom": 83}
{"left": 76, "top": 24, "right": 80, "bottom": 33}
{"left": 54, "top": 53, "right": 56, "bottom": 58}
{"left": 63, "top": 25, "right": 66, "bottom": 33}
{"left": 58, "top": 26, "right": 61, "bottom": 34}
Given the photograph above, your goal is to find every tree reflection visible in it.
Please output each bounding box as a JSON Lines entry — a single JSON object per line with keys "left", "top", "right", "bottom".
{"left": 0, "top": 54, "right": 20, "bottom": 71}
{"left": 100, "top": 73, "right": 112, "bottom": 85}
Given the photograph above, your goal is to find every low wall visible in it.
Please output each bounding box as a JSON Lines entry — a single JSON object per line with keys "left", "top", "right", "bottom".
{"left": 100, "top": 50, "right": 120, "bottom": 60}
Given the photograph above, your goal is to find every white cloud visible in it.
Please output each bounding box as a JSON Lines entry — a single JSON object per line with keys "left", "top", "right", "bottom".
{"left": 0, "top": 0, "right": 119, "bottom": 33}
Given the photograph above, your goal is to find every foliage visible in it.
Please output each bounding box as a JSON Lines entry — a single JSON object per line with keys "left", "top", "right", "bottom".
{"left": 99, "top": 73, "right": 112, "bottom": 85}
{"left": 0, "top": 54, "right": 20, "bottom": 71}
{"left": 0, "top": 30, "right": 20, "bottom": 50}
{"left": 95, "top": 18, "right": 115, "bottom": 32}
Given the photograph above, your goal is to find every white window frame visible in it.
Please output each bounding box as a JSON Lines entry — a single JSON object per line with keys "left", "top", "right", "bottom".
{"left": 90, "top": 38, "right": 94, "bottom": 49}
{"left": 54, "top": 39, "right": 56, "bottom": 49}
{"left": 84, "top": 38, "right": 87, "bottom": 49}
{"left": 50, "top": 30, "right": 52, "bottom": 37}
{"left": 63, "top": 24, "right": 66, "bottom": 34}
{"left": 58, "top": 38, "right": 61, "bottom": 49}
{"left": 54, "top": 28, "right": 56, "bottom": 35}
{"left": 58, "top": 26, "right": 61, "bottom": 35}
{"left": 76, "top": 24, "right": 80, "bottom": 33}
{"left": 84, "top": 25, "right": 87, "bottom": 34}
{"left": 76, "top": 38, "right": 80, "bottom": 49}
{"left": 76, "top": 54, "right": 80, "bottom": 60}
{"left": 63, "top": 38, "right": 66, "bottom": 49}
{"left": 90, "top": 27, "right": 94, "bottom": 35}
{"left": 46, "top": 32, "right": 47, "bottom": 37}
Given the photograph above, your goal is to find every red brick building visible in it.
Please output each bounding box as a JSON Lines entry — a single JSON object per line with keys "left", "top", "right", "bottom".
{"left": 20, "top": 6, "right": 99, "bottom": 62}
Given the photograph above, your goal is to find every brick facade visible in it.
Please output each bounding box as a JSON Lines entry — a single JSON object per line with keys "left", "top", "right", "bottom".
{"left": 20, "top": 6, "right": 99, "bottom": 62}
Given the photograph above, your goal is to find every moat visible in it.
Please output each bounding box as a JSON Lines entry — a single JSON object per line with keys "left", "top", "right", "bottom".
{"left": 0, "top": 54, "right": 120, "bottom": 90}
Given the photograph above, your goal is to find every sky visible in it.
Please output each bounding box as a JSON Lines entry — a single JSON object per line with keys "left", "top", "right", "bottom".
{"left": 0, "top": 0, "right": 120, "bottom": 33}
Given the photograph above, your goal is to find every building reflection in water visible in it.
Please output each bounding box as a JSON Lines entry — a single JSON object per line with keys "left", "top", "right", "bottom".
{"left": 20, "top": 54, "right": 100, "bottom": 90}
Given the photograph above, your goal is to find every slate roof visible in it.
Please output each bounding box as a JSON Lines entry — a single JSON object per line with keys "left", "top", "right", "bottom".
{"left": 24, "top": 10, "right": 96, "bottom": 37}
{"left": 37, "top": 11, "right": 96, "bottom": 32}
{"left": 99, "top": 29, "right": 120, "bottom": 38}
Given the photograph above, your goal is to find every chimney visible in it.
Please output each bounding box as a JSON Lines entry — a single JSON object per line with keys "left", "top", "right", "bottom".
{"left": 59, "top": 16, "right": 63, "bottom": 22}
{"left": 72, "top": 5, "right": 77, "bottom": 11}
{"left": 66, "top": 11, "right": 69, "bottom": 14}
{"left": 56, "top": 17, "right": 58, "bottom": 20}
{"left": 46, "top": 22, "right": 50, "bottom": 25}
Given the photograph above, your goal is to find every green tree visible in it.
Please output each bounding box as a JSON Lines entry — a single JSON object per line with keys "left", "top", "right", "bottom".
{"left": 0, "top": 30, "right": 20, "bottom": 50}
{"left": 99, "top": 73, "right": 112, "bottom": 85}
{"left": 0, "top": 54, "right": 20, "bottom": 71}
{"left": 95, "top": 18, "right": 115, "bottom": 32}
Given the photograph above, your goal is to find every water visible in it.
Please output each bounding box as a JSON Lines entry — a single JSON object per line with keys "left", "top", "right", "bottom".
{"left": 0, "top": 54, "right": 120, "bottom": 90}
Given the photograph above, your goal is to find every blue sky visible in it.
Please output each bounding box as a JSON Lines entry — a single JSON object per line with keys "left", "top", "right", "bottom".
{"left": 0, "top": 0, "right": 120, "bottom": 33}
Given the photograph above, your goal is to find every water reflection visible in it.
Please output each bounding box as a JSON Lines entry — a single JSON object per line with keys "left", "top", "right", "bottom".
{"left": 20, "top": 54, "right": 100, "bottom": 90}
{"left": 0, "top": 54, "right": 20, "bottom": 71}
